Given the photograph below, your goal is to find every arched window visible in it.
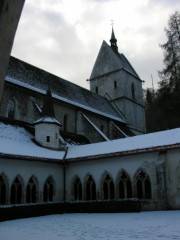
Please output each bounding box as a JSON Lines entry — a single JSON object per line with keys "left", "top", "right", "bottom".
{"left": 137, "top": 179, "right": 143, "bottom": 199}
{"left": 102, "top": 174, "right": 115, "bottom": 200}
{"left": 73, "top": 177, "right": 82, "bottom": 201}
{"left": 103, "top": 180, "right": 108, "bottom": 200}
{"left": 43, "top": 176, "right": 55, "bottom": 202}
{"left": 26, "top": 176, "right": 38, "bottom": 203}
{"left": 96, "top": 87, "right": 98, "bottom": 94}
{"left": 119, "top": 180, "right": 125, "bottom": 198}
{"left": 114, "top": 81, "right": 117, "bottom": 89}
{"left": 85, "top": 175, "right": 96, "bottom": 201}
{"left": 0, "top": 175, "right": 7, "bottom": 205}
{"left": 135, "top": 170, "right": 152, "bottom": 199}
{"left": 100, "top": 125, "right": 104, "bottom": 132}
{"left": 7, "top": 99, "right": 15, "bottom": 119}
{"left": 131, "top": 83, "right": 135, "bottom": 100}
{"left": 145, "top": 179, "right": 152, "bottom": 199}
{"left": 63, "top": 114, "right": 67, "bottom": 132}
{"left": 118, "top": 170, "right": 132, "bottom": 199}
{"left": 10, "top": 176, "right": 23, "bottom": 204}
{"left": 126, "top": 179, "right": 132, "bottom": 198}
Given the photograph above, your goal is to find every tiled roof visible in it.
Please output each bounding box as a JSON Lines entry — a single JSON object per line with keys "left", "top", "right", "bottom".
{"left": 6, "top": 56, "right": 124, "bottom": 123}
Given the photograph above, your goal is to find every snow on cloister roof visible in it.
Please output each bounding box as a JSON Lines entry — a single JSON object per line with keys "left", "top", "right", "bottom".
{"left": 0, "top": 122, "right": 180, "bottom": 162}
{"left": 0, "top": 122, "right": 65, "bottom": 161}
{"left": 66, "top": 128, "right": 180, "bottom": 160}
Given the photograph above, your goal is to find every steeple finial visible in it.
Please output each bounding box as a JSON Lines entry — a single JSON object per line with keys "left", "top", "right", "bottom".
{"left": 42, "top": 82, "right": 55, "bottom": 118}
{"left": 110, "top": 22, "right": 118, "bottom": 53}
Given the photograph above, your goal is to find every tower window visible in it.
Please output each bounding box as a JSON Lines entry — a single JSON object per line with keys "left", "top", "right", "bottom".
{"left": 95, "top": 87, "right": 98, "bottom": 94}
{"left": 114, "top": 81, "right": 117, "bottom": 89}
{"left": 100, "top": 124, "right": 104, "bottom": 132}
{"left": 63, "top": 114, "right": 67, "bottom": 131}
{"left": 131, "top": 83, "right": 136, "bottom": 100}
{"left": 7, "top": 99, "right": 15, "bottom": 119}
{"left": 47, "top": 136, "right": 50, "bottom": 142}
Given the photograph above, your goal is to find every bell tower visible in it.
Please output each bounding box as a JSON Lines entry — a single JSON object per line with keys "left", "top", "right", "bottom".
{"left": 89, "top": 28, "right": 146, "bottom": 135}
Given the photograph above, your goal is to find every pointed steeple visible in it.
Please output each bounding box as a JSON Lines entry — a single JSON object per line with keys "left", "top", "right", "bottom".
{"left": 42, "top": 83, "right": 55, "bottom": 118}
{"left": 110, "top": 27, "right": 118, "bottom": 53}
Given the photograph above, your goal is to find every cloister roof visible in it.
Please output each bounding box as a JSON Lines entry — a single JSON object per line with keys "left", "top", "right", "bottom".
{"left": 0, "top": 120, "right": 180, "bottom": 162}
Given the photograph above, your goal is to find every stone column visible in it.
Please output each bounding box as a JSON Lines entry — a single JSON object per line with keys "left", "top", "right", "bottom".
{"left": 155, "top": 151, "right": 167, "bottom": 209}
{"left": 0, "top": 0, "right": 25, "bottom": 101}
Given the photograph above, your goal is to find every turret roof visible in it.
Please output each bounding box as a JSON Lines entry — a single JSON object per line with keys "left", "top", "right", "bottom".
{"left": 42, "top": 85, "right": 55, "bottom": 118}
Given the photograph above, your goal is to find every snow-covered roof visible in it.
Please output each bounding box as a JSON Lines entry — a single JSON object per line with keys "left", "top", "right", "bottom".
{"left": 66, "top": 128, "right": 180, "bottom": 160}
{"left": 0, "top": 122, "right": 180, "bottom": 162}
{"left": 33, "top": 116, "right": 62, "bottom": 126}
{"left": 5, "top": 56, "right": 124, "bottom": 124}
{"left": 0, "top": 123, "right": 65, "bottom": 161}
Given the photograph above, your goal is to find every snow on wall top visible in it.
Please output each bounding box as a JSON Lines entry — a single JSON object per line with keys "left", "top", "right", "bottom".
{"left": 0, "top": 122, "right": 180, "bottom": 161}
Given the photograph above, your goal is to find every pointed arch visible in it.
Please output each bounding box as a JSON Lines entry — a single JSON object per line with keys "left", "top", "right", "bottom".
{"left": 95, "top": 86, "right": 98, "bottom": 94}
{"left": 0, "top": 174, "right": 8, "bottom": 205}
{"left": 43, "top": 176, "right": 55, "bottom": 202}
{"left": 101, "top": 172, "right": 115, "bottom": 200}
{"left": 134, "top": 169, "right": 152, "bottom": 200}
{"left": 7, "top": 98, "right": 15, "bottom": 119}
{"left": 63, "top": 114, "right": 68, "bottom": 131}
{"left": 85, "top": 174, "right": 96, "bottom": 201}
{"left": 117, "top": 169, "right": 132, "bottom": 199}
{"left": 10, "top": 175, "right": 24, "bottom": 204}
{"left": 131, "top": 83, "right": 136, "bottom": 100}
{"left": 72, "top": 176, "right": 82, "bottom": 201}
{"left": 26, "top": 176, "right": 38, "bottom": 203}
{"left": 175, "top": 163, "right": 180, "bottom": 198}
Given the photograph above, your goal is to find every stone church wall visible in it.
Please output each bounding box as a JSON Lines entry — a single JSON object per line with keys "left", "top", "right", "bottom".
{"left": 0, "top": 82, "right": 43, "bottom": 122}
{"left": 76, "top": 111, "right": 109, "bottom": 143}
{"left": 0, "top": 82, "right": 119, "bottom": 143}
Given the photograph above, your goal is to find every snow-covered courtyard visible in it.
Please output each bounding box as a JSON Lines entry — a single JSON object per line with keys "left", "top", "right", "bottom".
{"left": 0, "top": 211, "right": 180, "bottom": 240}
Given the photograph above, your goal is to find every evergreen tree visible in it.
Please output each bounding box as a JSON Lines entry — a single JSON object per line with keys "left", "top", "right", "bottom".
{"left": 145, "top": 12, "right": 180, "bottom": 132}
{"left": 159, "top": 11, "right": 180, "bottom": 92}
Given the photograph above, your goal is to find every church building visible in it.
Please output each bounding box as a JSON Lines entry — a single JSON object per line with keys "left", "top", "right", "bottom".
{"left": 0, "top": 28, "right": 180, "bottom": 212}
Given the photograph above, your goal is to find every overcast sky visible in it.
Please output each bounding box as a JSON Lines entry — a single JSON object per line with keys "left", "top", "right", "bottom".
{"left": 12, "top": 0, "right": 180, "bottom": 90}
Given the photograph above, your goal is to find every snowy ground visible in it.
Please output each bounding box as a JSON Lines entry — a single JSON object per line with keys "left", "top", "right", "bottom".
{"left": 0, "top": 211, "right": 180, "bottom": 240}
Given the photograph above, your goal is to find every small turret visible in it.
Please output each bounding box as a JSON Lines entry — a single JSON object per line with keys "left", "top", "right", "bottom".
{"left": 33, "top": 85, "right": 66, "bottom": 150}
